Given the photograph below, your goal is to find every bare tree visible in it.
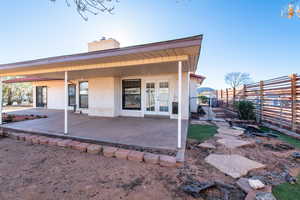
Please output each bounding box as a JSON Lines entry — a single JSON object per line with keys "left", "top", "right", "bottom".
{"left": 225, "top": 72, "right": 252, "bottom": 88}
{"left": 50, "top": 0, "right": 120, "bottom": 20}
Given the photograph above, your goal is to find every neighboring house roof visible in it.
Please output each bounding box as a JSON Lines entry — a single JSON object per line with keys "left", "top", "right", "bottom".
{"left": 0, "top": 35, "right": 203, "bottom": 77}
{"left": 3, "top": 77, "right": 63, "bottom": 83}
{"left": 190, "top": 73, "right": 206, "bottom": 84}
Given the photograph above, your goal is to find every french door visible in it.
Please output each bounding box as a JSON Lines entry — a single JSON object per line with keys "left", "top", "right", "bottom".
{"left": 145, "top": 81, "right": 170, "bottom": 115}
{"left": 36, "top": 86, "right": 47, "bottom": 107}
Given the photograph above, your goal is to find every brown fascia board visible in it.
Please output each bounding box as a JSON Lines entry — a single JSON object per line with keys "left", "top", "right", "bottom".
{"left": 0, "top": 35, "right": 203, "bottom": 71}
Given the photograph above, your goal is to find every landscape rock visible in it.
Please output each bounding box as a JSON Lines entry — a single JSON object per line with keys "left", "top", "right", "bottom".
{"left": 74, "top": 142, "right": 89, "bottom": 152}
{"left": 57, "top": 139, "right": 73, "bottom": 148}
{"left": 38, "top": 137, "right": 49, "bottom": 145}
{"left": 255, "top": 192, "right": 276, "bottom": 200}
{"left": 143, "top": 153, "right": 160, "bottom": 164}
{"left": 103, "top": 146, "right": 118, "bottom": 157}
{"left": 236, "top": 178, "right": 253, "bottom": 193}
{"left": 198, "top": 142, "right": 216, "bottom": 149}
{"left": 217, "top": 138, "right": 255, "bottom": 149}
{"left": 218, "top": 127, "right": 244, "bottom": 136}
{"left": 115, "top": 148, "right": 130, "bottom": 159}
{"left": 159, "top": 155, "right": 176, "bottom": 167}
{"left": 87, "top": 144, "right": 102, "bottom": 154}
{"left": 249, "top": 179, "right": 265, "bottom": 190}
{"left": 17, "top": 134, "right": 27, "bottom": 141}
{"left": 291, "top": 152, "right": 300, "bottom": 159}
{"left": 48, "top": 138, "right": 63, "bottom": 146}
{"left": 205, "top": 154, "right": 266, "bottom": 179}
{"left": 128, "top": 150, "right": 144, "bottom": 162}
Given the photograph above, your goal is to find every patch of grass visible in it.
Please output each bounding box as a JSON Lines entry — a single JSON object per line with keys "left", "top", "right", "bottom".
{"left": 260, "top": 127, "right": 300, "bottom": 149}
{"left": 273, "top": 175, "right": 300, "bottom": 200}
{"left": 188, "top": 124, "right": 218, "bottom": 142}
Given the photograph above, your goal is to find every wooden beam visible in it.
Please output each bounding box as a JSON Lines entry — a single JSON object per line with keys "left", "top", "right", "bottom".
{"left": 0, "top": 55, "right": 189, "bottom": 77}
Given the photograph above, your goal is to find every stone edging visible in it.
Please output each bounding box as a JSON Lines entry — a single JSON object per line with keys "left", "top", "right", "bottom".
{"left": 0, "top": 130, "right": 180, "bottom": 168}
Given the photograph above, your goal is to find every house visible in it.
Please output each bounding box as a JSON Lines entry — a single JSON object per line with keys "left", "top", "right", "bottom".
{"left": 0, "top": 35, "right": 204, "bottom": 150}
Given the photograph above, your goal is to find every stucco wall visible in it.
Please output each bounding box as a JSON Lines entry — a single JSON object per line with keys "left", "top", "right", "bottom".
{"left": 32, "top": 72, "right": 190, "bottom": 119}
{"left": 189, "top": 78, "right": 200, "bottom": 113}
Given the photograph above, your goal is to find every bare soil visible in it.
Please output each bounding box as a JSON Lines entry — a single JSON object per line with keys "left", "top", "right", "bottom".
{"left": 1, "top": 131, "right": 299, "bottom": 200}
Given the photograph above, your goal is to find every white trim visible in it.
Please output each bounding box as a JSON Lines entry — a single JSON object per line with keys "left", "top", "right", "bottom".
{"left": 64, "top": 71, "right": 68, "bottom": 134}
{"left": 0, "top": 77, "right": 2, "bottom": 125}
{"left": 178, "top": 61, "right": 182, "bottom": 149}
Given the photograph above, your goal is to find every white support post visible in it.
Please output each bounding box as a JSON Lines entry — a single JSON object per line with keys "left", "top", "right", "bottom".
{"left": 64, "top": 71, "right": 68, "bottom": 134}
{"left": 177, "top": 61, "right": 182, "bottom": 149}
{"left": 0, "top": 77, "right": 2, "bottom": 125}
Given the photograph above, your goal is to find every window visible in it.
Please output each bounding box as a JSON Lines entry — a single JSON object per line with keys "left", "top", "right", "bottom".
{"left": 79, "top": 81, "right": 88, "bottom": 108}
{"left": 122, "top": 79, "right": 141, "bottom": 110}
{"left": 68, "top": 84, "right": 76, "bottom": 106}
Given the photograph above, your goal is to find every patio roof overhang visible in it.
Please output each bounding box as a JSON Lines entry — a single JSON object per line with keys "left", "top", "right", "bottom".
{"left": 0, "top": 35, "right": 203, "bottom": 78}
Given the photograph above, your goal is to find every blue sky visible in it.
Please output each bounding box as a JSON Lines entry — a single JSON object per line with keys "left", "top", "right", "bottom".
{"left": 0, "top": 0, "right": 299, "bottom": 89}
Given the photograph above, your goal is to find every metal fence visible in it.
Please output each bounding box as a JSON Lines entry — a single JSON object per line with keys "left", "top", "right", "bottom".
{"left": 216, "top": 74, "right": 300, "bottom": 134}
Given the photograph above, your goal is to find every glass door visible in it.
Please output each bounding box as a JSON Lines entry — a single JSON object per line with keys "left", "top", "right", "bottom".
{"left": 36, "top": 86, "right": 47, "bottom": 107}
{"left": 145, "top": 81, "right": 170, "bottom": 115}
{"left": 145, "top": 82, "right": 155, "bottom": 113}
{"left": 157, "top": 81, "right": 169, "bottom": 115}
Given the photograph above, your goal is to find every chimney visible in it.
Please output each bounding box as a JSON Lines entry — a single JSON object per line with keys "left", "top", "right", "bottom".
{"left": 88, "top": 37, "right": 120, "bottom": 52}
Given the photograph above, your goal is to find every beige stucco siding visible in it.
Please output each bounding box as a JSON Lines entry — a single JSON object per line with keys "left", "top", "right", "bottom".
{"left": 189, "top": 78, "right": 200, "bottom": 113}
{"left": 34, "top": 81, "right": 65, "bottom": 109}
{"left": 32, "top": 72, "right": 190, "bottom": 119}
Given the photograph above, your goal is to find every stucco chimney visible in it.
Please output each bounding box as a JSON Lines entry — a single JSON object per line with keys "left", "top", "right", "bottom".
{"left": 88, "top": 37, "right": 120, "bottom": 52}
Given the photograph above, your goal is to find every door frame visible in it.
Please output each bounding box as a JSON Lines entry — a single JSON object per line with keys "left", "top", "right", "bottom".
{"left": 144, "top": 80, "right": 170, "bottom": 116}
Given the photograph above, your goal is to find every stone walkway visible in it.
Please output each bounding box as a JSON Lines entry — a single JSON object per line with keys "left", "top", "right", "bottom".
{"left": 199, "top": 120, "right": 266, "bottom": 179}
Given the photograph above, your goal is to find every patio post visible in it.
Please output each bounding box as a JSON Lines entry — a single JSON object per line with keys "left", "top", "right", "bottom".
{"left": 0, "top": 77, "right": 2, "bottom": 125}
{"left": 177, "top": 61, "right": 182, "bottom": 149}
{"left": 64, "top": 71, "right": 68, "bottom": 134}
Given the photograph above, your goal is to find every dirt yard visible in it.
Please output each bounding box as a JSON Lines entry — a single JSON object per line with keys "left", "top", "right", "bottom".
{"left": 1, "top": 127, "right": 300, "bottom": 200}
{"left": 0, "top": 137, "right": 192, "bottom": 200}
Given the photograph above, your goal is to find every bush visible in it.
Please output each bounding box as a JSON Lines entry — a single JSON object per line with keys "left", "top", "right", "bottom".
{"left": 234, "top": 100, "right": 255, "bottom": 120}
{"left": 199, "top": 95, "right": 209, "bottom": 104}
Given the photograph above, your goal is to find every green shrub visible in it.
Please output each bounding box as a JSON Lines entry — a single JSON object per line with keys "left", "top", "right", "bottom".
{"left": 234, "top": 100, "right": 255, "bottom": 120}
{"left": 199, "top": 95, "right": 209, "bottom": 104}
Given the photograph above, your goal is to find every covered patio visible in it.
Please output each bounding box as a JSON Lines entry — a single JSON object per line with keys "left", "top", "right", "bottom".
{"left": 1, "top": 108, "right": 188, "bottom": 152}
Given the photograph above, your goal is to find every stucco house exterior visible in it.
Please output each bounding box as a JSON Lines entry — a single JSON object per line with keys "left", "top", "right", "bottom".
{"left": 0, "top": 35, "right": 203, "bottom": 150}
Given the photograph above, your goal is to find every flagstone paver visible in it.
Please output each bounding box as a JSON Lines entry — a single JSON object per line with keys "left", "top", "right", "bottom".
{"left": 217, "top": 138, "right": 255, "bottom": 149}
{"left": 205, "top": 154, "right": 266, "bottom": 179}
{"left": 198, "top": 142, "right": 216, "bottom": 149}
{"left": 215, "top": 133, "right": 238, "bottom": 140}
{"left": 218, "top": 127, "right": 244, "bottom": 136}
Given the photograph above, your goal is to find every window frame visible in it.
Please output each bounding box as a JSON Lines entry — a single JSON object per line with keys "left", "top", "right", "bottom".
{"left": 68, "top": 84, "right": 76, "bottom": 106}
{"left": 79, "top": 81, "right": 89, "bottom": 109}
{"left": 122, "top": 79, "right": 141, "bottom": 110}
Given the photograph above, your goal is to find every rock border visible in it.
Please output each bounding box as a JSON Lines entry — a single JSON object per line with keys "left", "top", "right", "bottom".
{"left": 0, "top": 129, "right": 179, "bottom": 168}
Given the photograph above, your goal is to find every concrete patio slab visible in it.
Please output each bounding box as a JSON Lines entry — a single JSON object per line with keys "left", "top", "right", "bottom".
{"left": 205, "top": 154, "right": 266, "bottom": 179}
{"left": 217, "top": 138, "right": 255, "bottom": 149}
{"left": 1, "top": 108, "right": 188, "bottom": 152}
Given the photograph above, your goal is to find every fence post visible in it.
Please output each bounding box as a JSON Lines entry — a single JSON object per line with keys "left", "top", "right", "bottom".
{"left": 291, "top": 74, "right": 297, "bottom": 131}
{"left": 226, "top": 88, "right": 229, "bottom": 107}
{"left": 243, "top": 84, "right": 247, "bottom": 100}
{"left": 233, "top": 87, "right": 236, "bottom": 103}
{"left": 221, "top": 89, "right": 223, "bottom": 99}
{"left": 259, "top": 81, "right": 264, "bottom": 123}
